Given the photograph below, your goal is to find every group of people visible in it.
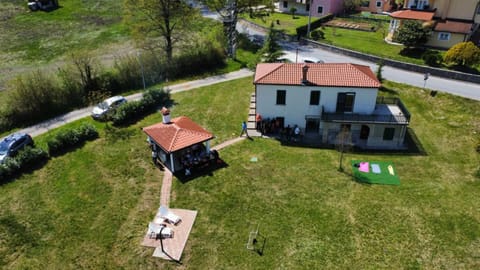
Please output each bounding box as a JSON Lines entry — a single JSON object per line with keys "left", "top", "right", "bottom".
{"left": 253, "top": 114, "right": 302, "bottom": 142}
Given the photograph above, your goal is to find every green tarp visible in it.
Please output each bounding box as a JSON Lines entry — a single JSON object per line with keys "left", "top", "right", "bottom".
{"left": 351, "top": 160, "right": 400, "bottom": 186}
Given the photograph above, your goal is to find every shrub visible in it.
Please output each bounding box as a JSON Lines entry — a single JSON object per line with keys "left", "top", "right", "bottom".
{"left": 310, "top": 29, "right": 325, "bottom": 40}
{"left": 111, "top": 89, "right": 170, "bottom": 126}
{"left": 47, "top": 124, "right": 98, "bottom": 155}
{"left": 0, "top": 147, "right": 48, "bottom": 181}
{"left": 422, "top": 50, "right": 443, "bottom": 67}
{"left": 443, "top": 42, "right": 480, "bottom": 67}
{"left": 296, "top": 14, "right": 334, "bottom": 38}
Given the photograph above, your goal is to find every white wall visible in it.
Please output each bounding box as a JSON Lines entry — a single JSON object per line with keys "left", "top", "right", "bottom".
{"left": 256, "top": 84, "right": 378, "bottom": 129}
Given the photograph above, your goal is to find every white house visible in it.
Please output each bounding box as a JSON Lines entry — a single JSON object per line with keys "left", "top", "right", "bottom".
{"left": 254, "top": 63, "right": 411, "bottom": 149}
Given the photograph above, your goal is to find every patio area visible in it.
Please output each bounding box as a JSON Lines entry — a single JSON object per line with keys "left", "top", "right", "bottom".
{"left": 141, "top": 208, "right": 198, "bottom": 262}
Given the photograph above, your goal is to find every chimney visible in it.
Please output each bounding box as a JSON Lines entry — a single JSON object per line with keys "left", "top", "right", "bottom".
{"left": 301, "top": 64, "right": 309, "bottom": 85}
{"left": 161, "top": 107, "right": 171, "bottom": 124}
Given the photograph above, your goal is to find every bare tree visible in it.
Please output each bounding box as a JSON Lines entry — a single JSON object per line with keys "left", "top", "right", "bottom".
{"left": 124, "top": 0, "right": 199, "bottom": 64}
{"left": 335, "top": 126, "right": 353, "bottom": 172}
{"left": 203, "top": 0, "right": 270, "bottom": 59}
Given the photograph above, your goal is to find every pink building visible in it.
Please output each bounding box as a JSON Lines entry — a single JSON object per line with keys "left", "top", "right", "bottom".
{"left": 278, "top": 0, "right": 345, "bottom": 17}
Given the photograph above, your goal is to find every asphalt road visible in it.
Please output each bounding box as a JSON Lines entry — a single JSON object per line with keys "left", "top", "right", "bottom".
{"left": 236, "top": 19, "right": 480, "bottom": 101}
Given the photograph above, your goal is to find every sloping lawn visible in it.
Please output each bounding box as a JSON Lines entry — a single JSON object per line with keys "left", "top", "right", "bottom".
{"left": 0, "top": 77, "right": 479, "bottom": 269}
{"left": 240, "top": 12, "right": 310, "bottom": 35}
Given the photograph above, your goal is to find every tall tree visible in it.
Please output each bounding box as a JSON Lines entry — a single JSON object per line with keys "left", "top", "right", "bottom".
{"left": 124, "top": 0, "right": 199, "bottom": 65}
{"left": 203, "top": 0, "right": 270, "bottom": 59}
{"left": 394, "top": 20, "right": 431, "bottom": 48}
{"left": 258, "top": 23, "right": 284, "bottom": 63}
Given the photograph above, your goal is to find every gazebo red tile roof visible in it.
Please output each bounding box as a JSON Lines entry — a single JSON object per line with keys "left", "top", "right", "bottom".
{"left": 435, "top": 20, "right": 472, "bottom": 34}
{"left": 390, "top": 10, "right": 434, "bottom": 21}
{"left": 254, "top": 63, "right": 381, "bottom": 88}
{"left": 143, "top": 116, "right": 214, "bottom": 153}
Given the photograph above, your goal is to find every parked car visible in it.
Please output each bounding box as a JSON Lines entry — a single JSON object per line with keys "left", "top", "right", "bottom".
{"left": 303, "top": 57, "right": 324, "bottom": 63}
{"left": 0, "top": 133, "right": 34, "bottom": 164}
{"left": 91, "top": 96, "right": 127, "bottom": 120}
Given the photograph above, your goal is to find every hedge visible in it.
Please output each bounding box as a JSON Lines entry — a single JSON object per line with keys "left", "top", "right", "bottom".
{"left": 111, "top": 89, "right": 170, "bottom": 126}
{"left": 47, "top": 124, "right": 99, "bottom": 155}
{"left": 0, "top": 147, "right": 49, "bottom": 181}
{"left": 296, "top": 14, "right": 334, "bottom": 37}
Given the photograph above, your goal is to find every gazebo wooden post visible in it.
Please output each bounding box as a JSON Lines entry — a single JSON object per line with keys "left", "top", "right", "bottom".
{"left": 206, "top": 141, "right": 210, "bottom": 154}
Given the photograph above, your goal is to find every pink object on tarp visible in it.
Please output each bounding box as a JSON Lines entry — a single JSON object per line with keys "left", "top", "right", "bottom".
{"left": 359, "top": 162, "right": 369, "bottom": 173}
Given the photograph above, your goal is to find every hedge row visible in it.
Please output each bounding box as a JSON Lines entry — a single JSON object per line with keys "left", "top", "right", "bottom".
{"left": 111, "top": 89, "right": 170, "bottom": 126}
{"left": 296, "top": 14, "right": 334, "bottom": 37}
{"left": 0, "top": 147, "right": 49, "bottom": 181}
{"left": 47, "top": 124, "right": 99, "bottom": 156}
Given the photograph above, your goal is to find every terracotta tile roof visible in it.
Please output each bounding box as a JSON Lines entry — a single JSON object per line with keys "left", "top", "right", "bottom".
{"left": 254, "top": 63, "right": 381, "bottom": 88}
{"left": 434, "top": 20, "right": 472, "bottom": 34}
{"left": 143, "top": 116, "right": 214, "bottom": 153}
{"left": 390, "top": 10, "right": 434, "bottom": 21}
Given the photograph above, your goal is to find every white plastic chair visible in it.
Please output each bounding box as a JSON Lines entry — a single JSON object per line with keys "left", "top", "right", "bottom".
{"left": 148, "top": 222, "right": 173, "bottom": 239}
{"left": 158, "top": 206, "right": 181, "bottom": 225}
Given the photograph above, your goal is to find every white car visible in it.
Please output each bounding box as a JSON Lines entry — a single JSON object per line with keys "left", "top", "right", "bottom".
{"left": 91, "top": 96, "right": 127, "bottom": 120}
{"left": 302, "top": 57, "right": 324, "bottom": 63}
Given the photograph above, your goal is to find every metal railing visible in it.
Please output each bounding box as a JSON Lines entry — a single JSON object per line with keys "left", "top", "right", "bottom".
{"left": 321, "top": 97, "right": 411, "bottom": 124}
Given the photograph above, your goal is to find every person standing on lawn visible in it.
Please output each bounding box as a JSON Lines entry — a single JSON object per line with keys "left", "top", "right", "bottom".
{"left": 240, "top": 121, "right": 249, "bottom": 137}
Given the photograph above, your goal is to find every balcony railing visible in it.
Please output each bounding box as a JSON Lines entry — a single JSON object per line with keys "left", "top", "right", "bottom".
{"left": 321, "top": 97, "right": 411, "bottom": 125}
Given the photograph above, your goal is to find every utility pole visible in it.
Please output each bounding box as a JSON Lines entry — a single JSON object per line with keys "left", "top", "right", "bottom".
{"left": 306, "top": 0, "right": 313, "bottom": 38}
{"left": 137, "top": 51, "right": 146, "bottom": 90}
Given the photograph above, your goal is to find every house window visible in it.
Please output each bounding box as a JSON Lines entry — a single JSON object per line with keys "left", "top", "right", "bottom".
{"left": 309, "top": 91, "right": 320, "bottom": 105}
{"left": 336, "top": 92, "right": 355, "bottom": 113}
{"left": 283, "top": 1, "right": 288, "bottom": 8}
{"left": 306, "top": 4, "right": 310, "bottom": 12}
{"left": 383, "top": 128, "right": 395, "bottom": 140}
{"left": 376, "top": 1, "right": 382, "bottom": 8}
{"left": 317, "top": 6, "right": 323, "bottom": 14}
{"left": 438, "top": 32, "right": 450, "bottom": 41}
{"left": 276, "top": 90, "right": 286, "bottom": 105}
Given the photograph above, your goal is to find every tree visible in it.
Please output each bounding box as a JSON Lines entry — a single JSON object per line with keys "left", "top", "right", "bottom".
{"left": 124, "top": 0, "right": 199, "bottom": 65}
{"left": 289, "top": 7, "right": 297, "bottom": 19}
{"left": 393, "top": 20, "right": 431, "bottom": 48}
{"left": 203, "top": 0, "right": 270, "bottom": 59}
{"left": 258, "top": 23, "right": 284, "bottom": 63}
{"left": 443, "top": 42, "right": 480, "bottom": 67}
{"left": 376, "top": 60, "right": 384, "bottom": 82}
{"left": 343, "top": 0, "right": 369, "bottom": 14}
{"left": 335, "top": 126, "right": 353, "bottom": 172}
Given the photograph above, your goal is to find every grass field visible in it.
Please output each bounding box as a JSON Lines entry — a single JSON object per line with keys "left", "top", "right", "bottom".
{"left": 240, "top": 12, "right": 310, "bottom": 35}
{"left": 1, "top": 75, "right": 479, "bottom": 269}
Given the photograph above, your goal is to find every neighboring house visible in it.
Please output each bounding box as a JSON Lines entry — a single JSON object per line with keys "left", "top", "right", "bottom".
{"left": 254, "top": 63, "right": 411, "bottom": 149}
{"left": 278, "top": 0, "right": 345, "bottom": 17}
{"left": 387, "top": 0, "right": 480, "bottom": 49}
{"left": 143, "top": 114, "right": 215, "bottom": 173}
{"left": 357, "top": 0, "right": 398, "bottom": 13}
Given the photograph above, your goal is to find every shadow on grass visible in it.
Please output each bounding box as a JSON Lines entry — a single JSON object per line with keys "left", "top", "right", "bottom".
{"left": 268, "top": 127, "right": 426, "bottom": 156}
{"left": 379, "top": 85, "right": 399, "bottom": 95}
{"left": 174, "top": 158, "right": 229, "bottom": 183}
{"left": 399, "top": 47, "right": 426, "bottom": 59}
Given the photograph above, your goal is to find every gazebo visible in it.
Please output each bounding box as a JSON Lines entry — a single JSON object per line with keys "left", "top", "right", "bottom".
{"left": 142, "top": 112, "right": 216, "bottom": 173}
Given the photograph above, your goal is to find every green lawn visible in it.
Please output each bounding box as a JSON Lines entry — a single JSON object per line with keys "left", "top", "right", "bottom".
{"left": 1, "top": 77, "right": 480, "bottom": 268}
{"left": 240, "top": 12, "right": 310, "bottom": 35}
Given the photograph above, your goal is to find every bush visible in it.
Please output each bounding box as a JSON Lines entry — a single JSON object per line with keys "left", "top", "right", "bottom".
{"left": 297, "top": 14, "right": 334, "bottom": 38}
{"left": 310, "top": 29, "right": 325, "bottom": 40}
{"left": 444, "top": 42, "right": 480, "bottom": 67}
{"left": 422, "top": 50, "right": 443, "bottom": 67}
{"left": 47, "top": 124, "right": 99, "bottom": 155}
{"left": 0, "top": 147, "right": 48, "bottom": 182}
{"left": 111, "top": 89, "right": 170, "bottom": 126}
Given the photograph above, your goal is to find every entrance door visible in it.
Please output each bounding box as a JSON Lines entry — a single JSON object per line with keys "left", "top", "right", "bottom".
{"left": 305, "top": 118, "right": 320, "bottom": 133}
{"left": 360, "top": 125, "right": 370, "bottom": 140}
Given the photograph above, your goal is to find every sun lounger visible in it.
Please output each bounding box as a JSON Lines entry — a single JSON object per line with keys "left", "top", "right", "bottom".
{"left": 148, "top": 222, "right": 173, "bottom": 239}
{"left": 159, "top": 206, "right": 181, "bottom": 225}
